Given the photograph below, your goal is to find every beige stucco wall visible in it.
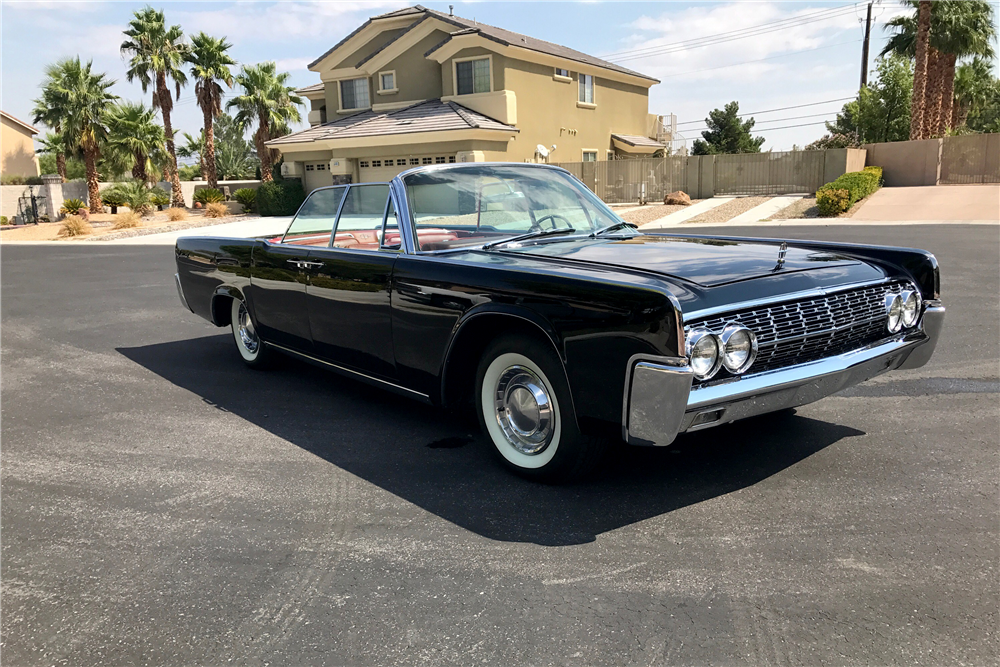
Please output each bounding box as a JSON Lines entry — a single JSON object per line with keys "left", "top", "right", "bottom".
{"left": 377, "top": 29, "right": 452, "bottom": 104}
{"left": 1, "top": 115, "right": 40, "bottom": 178}
{"left": 863, "top": 139, "right": 942, "bottom": 186}
{"left": 441, "top": 46, "right": 508, "bottom": 97}
{"left": 328, "top": 27, "right": 409, "bottom": 71}
{"left": 500, "top": 57, "right": 648, "bottom": 163}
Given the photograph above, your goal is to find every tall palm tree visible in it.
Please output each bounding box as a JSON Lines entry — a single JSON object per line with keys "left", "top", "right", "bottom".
{"left": 952, "top": 57, "right": 995, "bottom": 128}
{"left": 32, "top": 60, "right": 77, "bottom": 182}
{"left": 177, "top": 130, "right": 205, "bottom": 179}
{"left": 121, "top": 6, "right": 190, "bottom": 207}
{"left": 57, "top": 57, "right": 118, "bottom": 213}
{"left": 912, "top": 2, "right": 932, "bottom": 139}
{"left": 227, "top": 62, "right": 303, "bottom": 183}
{"left": 104, "top": 101, "right": 165, "bottom": 182}
{"left": 188, "top": 32, "right": 235, "bottom": 189}
{"left": 931, "top": 1, "right": 997, "bottom": 135}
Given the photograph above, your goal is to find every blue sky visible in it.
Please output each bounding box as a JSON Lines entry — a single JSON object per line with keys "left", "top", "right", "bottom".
{"left": 2, "top": 1, "right": 996, "bottom": 153}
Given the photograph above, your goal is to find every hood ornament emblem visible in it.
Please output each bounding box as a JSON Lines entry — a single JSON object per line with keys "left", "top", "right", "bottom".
{"left": 773, "top": 242, "right": 788, "bottom": 272}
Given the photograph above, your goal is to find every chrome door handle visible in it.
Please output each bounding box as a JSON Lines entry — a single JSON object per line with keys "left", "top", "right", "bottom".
{"left": 286, "top": 259, "right": 323, "bottom": 269}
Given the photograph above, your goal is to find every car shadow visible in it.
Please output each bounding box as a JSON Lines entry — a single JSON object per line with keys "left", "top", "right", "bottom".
{"left": 118, "top": 335, "right": 864, "bottom": 546}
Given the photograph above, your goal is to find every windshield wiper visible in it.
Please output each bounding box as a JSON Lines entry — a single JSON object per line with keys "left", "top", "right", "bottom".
{"left": 482, "top": 227, "right": 577, "bottom": 250}
{"left": 590, "top": 221, "right": 638, "bottom": 238}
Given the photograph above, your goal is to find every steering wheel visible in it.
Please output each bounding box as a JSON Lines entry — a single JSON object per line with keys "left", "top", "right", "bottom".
{"left": 531, "top": 213, "right": 573, "bottom": 231}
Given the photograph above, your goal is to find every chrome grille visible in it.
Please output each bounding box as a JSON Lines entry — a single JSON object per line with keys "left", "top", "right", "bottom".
{"left": 688, "top": 281, "right": 908, "bottom": 381}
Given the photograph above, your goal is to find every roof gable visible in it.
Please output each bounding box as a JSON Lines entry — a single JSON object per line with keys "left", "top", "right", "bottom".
{"left": 1, "top": 110, "right": 39, "bottom": 135}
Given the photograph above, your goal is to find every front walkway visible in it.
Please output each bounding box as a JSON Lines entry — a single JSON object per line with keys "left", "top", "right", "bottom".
{"left": 850, "top": 184, "right": 999, "bottom": 222}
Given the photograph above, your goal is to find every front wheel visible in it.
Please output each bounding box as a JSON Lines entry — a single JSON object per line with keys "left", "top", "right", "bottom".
{"left": 475, "top": 334, "right": 607, "bottom": 482}
{"left": 230, "top": 297, "right": 273, "bottom": 368}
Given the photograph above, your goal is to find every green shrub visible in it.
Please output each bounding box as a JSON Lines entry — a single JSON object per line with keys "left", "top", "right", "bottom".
{"left": 193, "top": 188, "right": 225, "bottom": 205}
{"left": 1, "top": 215, "right": 9, "bottom": 225}
{"left": 100, "top": 187, "right": 127, "bottom": 213}
{"left": 149, "top": 188, "right": 170, "bottom": 209}
{"left": 1, "top": 174, "right": 41, "bottom": 185}
{"left": 233, "top": 188, "right": 256, "bottom": 213}
{"left": 815, "top": 168, "right": 881, "bottom": 216}
{"left": 60, "top": 198, "right": 86, "bottom": 215}
{"left": 257, "top": 179, "right": 305, "bottom": 216}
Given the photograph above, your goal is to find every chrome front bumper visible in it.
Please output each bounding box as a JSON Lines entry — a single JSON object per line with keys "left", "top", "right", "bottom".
{"left": 622, "top": 303, "right": 945, "bottom": 446}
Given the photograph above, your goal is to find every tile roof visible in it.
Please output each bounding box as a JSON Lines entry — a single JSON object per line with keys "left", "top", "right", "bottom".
{"left": 309, "top": 5, "right": 656, "bottom": 82}
{"left": 612, "top": 134, "right": 666, "bottom": 148}
{"left": 295, "top": 82, "right": 324, "bottom": 95}
{"left": 267, "top": 99, "right": 518, "bottom": 146}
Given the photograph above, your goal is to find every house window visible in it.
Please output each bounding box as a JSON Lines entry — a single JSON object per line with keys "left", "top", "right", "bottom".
{"left": 422, "top": 157, "right": 433, "bottom": 164}
{"left": 456, "top": 58, "right": 490, "bottom": 95}
{"left": 578, "top": 74, "right": 594, "bottom": 104}
{"left": 340, "top": 77, "right": 370, "bottom": 110}
{"left": 448, "top": 156, "right": 456, "bottom": 163}
{"left": 555, "top": 68, "right": 569, "bottom": 78}
{"left": 359, "top": 160, "right": 370, "bottom": 168}
{"left": 582, "top": 151, "right": 597, "bottom": 162}
{"left": 380, "top": 71, "right": 395, "bottom": 92}
{"left": 305, "top": 164, "right": 315, "bottom": 171}
{"left": 409, "top": 158, "right": 419, "bottom": 165}
{"left": 317, "top": 163, "right": 326, "bottom": 171}
{"left": 435, "top": 156, "right": 446, "bottom": 164}
{"left": 371, "top": 160, "right": 381, "bottom": 168}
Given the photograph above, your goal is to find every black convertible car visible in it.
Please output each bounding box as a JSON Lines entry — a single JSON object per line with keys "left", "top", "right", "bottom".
{"left": 175, "top": 163, "right": 944, "bottom": 481}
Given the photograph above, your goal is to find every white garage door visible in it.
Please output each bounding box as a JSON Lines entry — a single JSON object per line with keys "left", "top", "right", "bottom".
{"left": 303, "top": 161, "right": 332, "bottom": 193}
{"left": 359, "top": 155, "right": 455, "bottom": 182}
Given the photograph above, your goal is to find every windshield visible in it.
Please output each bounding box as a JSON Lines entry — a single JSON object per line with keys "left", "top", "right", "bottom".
{"left": 402, "top": 165, "right": 623, "bottom": 251}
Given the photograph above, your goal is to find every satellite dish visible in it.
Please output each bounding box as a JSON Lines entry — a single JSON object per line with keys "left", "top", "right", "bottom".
{"left": 535, "top": 144, "right": 549, "bottom": 158}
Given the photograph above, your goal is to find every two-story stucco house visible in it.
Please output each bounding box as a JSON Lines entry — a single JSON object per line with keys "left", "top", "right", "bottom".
{"left": 1, "top": 110, "right": 40, "bottom": 179}
{"left": 268, "top": 5, "right": 665, "bottom": 192}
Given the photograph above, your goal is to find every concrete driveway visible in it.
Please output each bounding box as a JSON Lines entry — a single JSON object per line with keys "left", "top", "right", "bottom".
{"left": 2, "top": 224, "right": 997, "bottom": 665}
{"left": 851, "top": 183, "right": 999, "bottom": 221}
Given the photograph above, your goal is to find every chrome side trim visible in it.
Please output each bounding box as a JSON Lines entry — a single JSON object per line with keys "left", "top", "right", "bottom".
{"left": 621, "top": 354, "right": 693, "bottom": 446}
{"left": 898, "top": 302, "right": 944, "bottom": 370}
{"left": 174, "top": 273, "right": 192, "bottom": 313}
{"left": 682, "top": 278, "right": 892, "bottom": 322}
{"left": 265, "top": 341, "right": 432, "bottom": 403}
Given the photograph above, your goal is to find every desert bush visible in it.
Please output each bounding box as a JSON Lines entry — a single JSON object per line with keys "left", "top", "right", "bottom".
{"left": 113, "top": 211, "right": 142, "bottom": 229}
{"left": 815, "top": 168, "right": 881, "bottom": 216}
{"left": 58, "top": 214, "right": 93, "bottom": 237}
{"left": 60, "top": 198, "right": 86, "bottom": 216}
{"left": 204, "top": 202, "right": 228, "bottom": 218}
{"left": 233, "top": 188, "right": 256, "bottom": 213}
{"left": 149, "top": 188, "right": 170, "bottom": 209}
{"left": 1, "top": 215, "right": 9, "bottom": 225}
{"left": 166, "top": 207, "right": 187, "bottom": 221}
{"left": 100, "top": 187, "right": 126, "bottom": 214}
{"left": 193, "top": 188, "right": 225, "bottom": 205}
{"left": 257, "top": 179, "right": 305, "bottom": 216}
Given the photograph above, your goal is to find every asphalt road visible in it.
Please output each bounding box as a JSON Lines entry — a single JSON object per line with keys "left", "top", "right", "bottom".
{"left": 2, "top": 225, "right": 997, "bottom": 666}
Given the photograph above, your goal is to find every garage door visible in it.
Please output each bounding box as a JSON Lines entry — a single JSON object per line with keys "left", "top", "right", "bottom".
{"left": 359, "top": 154, "right": 455, "bottom": 182}
{"left": 303, "top": 161, "right": 332, "bottom": 193}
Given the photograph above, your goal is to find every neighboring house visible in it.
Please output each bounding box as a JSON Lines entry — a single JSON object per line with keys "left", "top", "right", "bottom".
{"left": 1, "top": 110, "right": 40, "bottom": 179}
{"left": 268, "top": 5, "right": 665, "bottom": 191}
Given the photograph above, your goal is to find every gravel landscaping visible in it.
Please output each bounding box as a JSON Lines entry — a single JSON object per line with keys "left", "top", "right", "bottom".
{"left": 684, "top": 196, "right": 770, "bottom": 224}
{"left": 1, "top": 211, "right": 256, "bottom": 242}
{"left": 768, "top": 197, "right": 820, "bottom": 220}
{"left": 91, "top": 215, "right": 262, "bottom": 241}
{"left": 620, "top": 202, "right": 703, "bottom": 226}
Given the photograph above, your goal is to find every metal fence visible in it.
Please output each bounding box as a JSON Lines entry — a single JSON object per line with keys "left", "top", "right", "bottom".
{"left": 940, "top": 134, "right": 1000, "bottom": 184}
{"left": 554, "top": 157, "right": 687, "bottom": 204}
{"left": 714, "top": 150, "right": 827, "bottom": 195}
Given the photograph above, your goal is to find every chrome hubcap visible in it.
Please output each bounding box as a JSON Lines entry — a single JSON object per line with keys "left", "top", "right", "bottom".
{"left": 237, "top": 302, "right": 259, "bottom": 353}
{"left": 494, "top": 366, "right": 554, "bottom": 455}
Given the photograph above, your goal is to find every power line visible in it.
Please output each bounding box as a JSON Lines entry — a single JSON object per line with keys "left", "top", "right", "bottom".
{"left": 658, "top": 40, "right": 861, "bottom": 80}
{"left": 600, "top": 4, "right": 856, "bottom": 60}
{"left": 681, "top": 119, "right": 836, "bottom": 135}
{"left": 675, "top": 96, "right": 856, "bottom": 126}
{"left": 682, "top": 111, "right": 842, "bottom": 132}
{"left": 606, "top": 5, "right": 862, "bottom": 63}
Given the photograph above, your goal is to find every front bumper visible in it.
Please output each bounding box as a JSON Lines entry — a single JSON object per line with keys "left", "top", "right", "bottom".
{"left": 622, "top": 302, "right": 945, "bottom": 446}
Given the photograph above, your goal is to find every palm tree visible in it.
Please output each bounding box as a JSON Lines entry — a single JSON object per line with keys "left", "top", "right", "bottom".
{"left": 953, "top": 57, "right": 995, "bottom": 128}
{"left": 104, "top": 101, "right": 165, "bottom": 182}
{"left": 912, "top": 2, "right": 932, "bottom": 139}
{"left": 931, "top": 1, "right": 997, "bottom": 135}
{"left": 177, "top": 130, "right": 205, "bottom": 179}
{"left": 188, "top": 32, "right": 235, "bottom": 189}
{"left": 32, "top": 60, "right": 77, "bottom": 182}
{"left": 121, "top": 6, "right": 190, "bottom": 207}
{"left": 227, "top": 62, "right": 303, "bottom": 182}
{"left": 57, "top": 58, "right": 118, "bottom": 213}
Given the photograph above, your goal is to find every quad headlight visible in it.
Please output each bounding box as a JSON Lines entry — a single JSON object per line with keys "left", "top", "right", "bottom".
{"left": 685, "top": 328, "right": 723, "bottom": 380}
{"left": 720, "top": 323, "right": 757, "bottom": 373}
{"left": 885, "top": 293, "right": 903, "bottom": 333}
{"left": 900, "top": 290, "right": 921, "bottom": 328}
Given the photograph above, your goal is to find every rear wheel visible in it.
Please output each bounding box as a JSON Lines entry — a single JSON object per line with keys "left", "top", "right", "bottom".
{"left": 231, "top": 297, "right": 273, "bottom": 368}
{"left": 475, "top": 334, "right": 607, "bottom": 482}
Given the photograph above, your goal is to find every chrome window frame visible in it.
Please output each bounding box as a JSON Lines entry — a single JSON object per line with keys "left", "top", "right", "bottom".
{"left": 278, "top": 185, "right": 348, "bottom": 245}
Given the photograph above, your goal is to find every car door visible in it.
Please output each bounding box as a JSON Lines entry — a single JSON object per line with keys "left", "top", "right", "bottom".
{"left": 306, "top": 183, "right": 399, "bottom": 379}
{"left": 248, "top": 186, "right": 345, "bottom": 351}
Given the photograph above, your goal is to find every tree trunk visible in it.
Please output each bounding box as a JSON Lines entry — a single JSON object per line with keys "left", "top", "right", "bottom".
{"left": 56, "top": 152, "right": 67, "bottom": 182}
{"left": 203, "top": 106, "right": 219, "bottom": 190}
{"left": 132, "top": 150, "right": 148, "bottom": 182}
{"left": 923, "top": 47, "right": 944, "bottom": 139}
{"left": 256, "top": 118, "right": 273, "bottom": 183}
{"left": 939, "top": 52, "right": 957, "bottom": 135}
{"left": 84, "top": 146, "right": 102, "bottom": 214}
{"left": 158, "top": 77, "right": 186, "bottom": 208}
{"left": 910, "top": 0, "right": 932, "bottom": 140}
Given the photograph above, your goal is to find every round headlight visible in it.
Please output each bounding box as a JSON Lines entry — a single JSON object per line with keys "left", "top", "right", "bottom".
{"left": 720, "top": 323, "right": 757, "bottom": 374}
{"left": 886, "top": 293, "right": 903, "bottom": 333}
{"left": 685, "top": 328, "right": 722, "bottom": 380}
{"left": 901, "top": 290, "right": 921, "bottom": 328}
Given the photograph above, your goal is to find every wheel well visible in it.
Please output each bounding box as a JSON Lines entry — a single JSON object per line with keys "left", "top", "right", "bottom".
{"left": 211, "top": 294, "right": 234, "bottom": 327}
{"left": 442, "top": 314, "right": 561, "bottom": 409}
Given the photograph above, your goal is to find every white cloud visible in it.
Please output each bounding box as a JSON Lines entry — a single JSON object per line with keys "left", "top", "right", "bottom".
{"left": 273, "top": 57, "right": 313, "bottom": 72}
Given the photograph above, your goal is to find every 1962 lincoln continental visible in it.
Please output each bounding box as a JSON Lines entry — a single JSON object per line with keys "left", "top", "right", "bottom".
{"left": 175, "top": 163, "right": 944, "bottom": 481}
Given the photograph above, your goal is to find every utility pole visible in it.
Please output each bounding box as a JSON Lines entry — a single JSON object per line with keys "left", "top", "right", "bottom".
{"left": 860, "top": 1, "right": 874, "bottom": 88}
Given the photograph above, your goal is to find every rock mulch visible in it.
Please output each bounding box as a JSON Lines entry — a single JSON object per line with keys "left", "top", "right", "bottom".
{"left": 620, "top": 202, "right": 703, "bottom": 226}
{"left": 767, "top": 197, "right": 819, "bottom": 220}
{"left": 90, "top": 215, "right": 260, "bottom": 241}
{"left": 684, "top": 196, "right": 770, "bottom": 224}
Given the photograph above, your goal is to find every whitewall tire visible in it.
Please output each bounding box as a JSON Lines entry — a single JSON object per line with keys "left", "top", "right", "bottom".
{"left": 230, "top": 297, "right": 271, "bottom": 368}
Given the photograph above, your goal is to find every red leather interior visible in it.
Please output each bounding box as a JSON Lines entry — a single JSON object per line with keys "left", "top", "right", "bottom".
{"left": 270, "top": 228, "right": 503, "bottom": 251}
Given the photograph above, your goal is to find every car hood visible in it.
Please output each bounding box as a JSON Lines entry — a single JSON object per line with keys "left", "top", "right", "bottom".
{"left": 508, "top": 234, "right": 863, "bottom": 287}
